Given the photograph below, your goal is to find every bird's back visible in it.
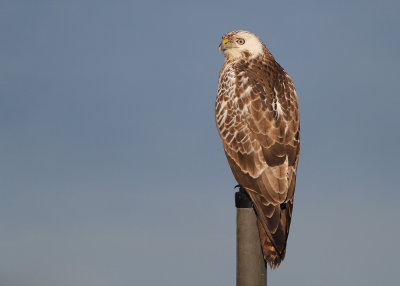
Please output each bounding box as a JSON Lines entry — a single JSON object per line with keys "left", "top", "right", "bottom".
{"left": 216, "top": 52, "right": 300, "bottom": 268}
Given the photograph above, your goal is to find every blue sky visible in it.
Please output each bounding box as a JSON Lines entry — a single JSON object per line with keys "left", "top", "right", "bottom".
{"left": 1, "top": 1, "right": 399, "bottom": 285}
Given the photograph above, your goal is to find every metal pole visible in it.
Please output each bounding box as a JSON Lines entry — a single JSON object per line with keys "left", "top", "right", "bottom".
{"left": 235, "top": 190, "right": 267, "bottom": 286}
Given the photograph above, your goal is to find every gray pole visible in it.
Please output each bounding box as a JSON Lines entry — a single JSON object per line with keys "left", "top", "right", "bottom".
{"left": 235, "top": 190, "right": 267, "bottom": 286}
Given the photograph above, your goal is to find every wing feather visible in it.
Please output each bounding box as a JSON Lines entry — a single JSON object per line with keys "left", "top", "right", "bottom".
{"left": 216, "top": 57, "right": 300, "bottom": 267}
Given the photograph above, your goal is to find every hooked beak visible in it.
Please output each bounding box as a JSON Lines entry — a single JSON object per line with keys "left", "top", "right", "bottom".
{"left": 219, "top": 38, "right": 230, "bottom": 52}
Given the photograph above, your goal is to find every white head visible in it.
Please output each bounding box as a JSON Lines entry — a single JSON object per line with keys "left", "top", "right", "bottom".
{"left": 219, "top": 30, "right": 265, "bottom": 61}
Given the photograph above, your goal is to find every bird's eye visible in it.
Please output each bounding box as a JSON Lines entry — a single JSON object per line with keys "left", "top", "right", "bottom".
{"left": 236, "top": 38, "right": 245, "bottom": 45}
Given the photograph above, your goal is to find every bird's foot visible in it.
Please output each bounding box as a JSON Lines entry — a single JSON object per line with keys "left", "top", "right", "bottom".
{"left": 234, "top": 184, "right": 246, "bottom": 192}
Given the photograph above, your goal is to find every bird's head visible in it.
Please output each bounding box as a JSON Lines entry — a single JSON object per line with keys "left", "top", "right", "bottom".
{"left": 219, "top": 30, "right": 265, "bottom": 61}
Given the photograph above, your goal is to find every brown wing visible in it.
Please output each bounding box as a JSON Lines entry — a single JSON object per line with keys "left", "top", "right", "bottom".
{"left": 216, "top": 57, "right": 300, "bottom": 268}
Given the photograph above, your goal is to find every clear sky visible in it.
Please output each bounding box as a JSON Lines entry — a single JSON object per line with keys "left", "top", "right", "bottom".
{"left": 1, "top": 1, "right": 399, "bottom": 285}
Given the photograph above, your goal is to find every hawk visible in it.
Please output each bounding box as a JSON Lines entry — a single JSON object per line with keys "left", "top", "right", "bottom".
{"left": 215, "top": 30, "right": 300, "bottom": 268}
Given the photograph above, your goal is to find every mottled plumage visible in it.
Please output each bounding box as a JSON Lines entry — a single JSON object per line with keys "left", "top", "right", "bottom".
{"left": 215, "top": 30, "right": 300, "bottom": 268}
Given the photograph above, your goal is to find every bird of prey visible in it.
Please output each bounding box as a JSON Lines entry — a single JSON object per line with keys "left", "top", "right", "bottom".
{"left": 215, "top": 30, "right": 300, "bottom": 268}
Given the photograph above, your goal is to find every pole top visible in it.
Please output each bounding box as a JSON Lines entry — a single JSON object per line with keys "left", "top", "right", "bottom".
{"left": 235, "top": 188, "right": 253, "bottom": 208}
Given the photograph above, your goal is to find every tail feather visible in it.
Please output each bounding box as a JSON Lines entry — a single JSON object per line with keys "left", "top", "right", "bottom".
{"left": 257, "top": 218, "right": 286, "bottom": 269}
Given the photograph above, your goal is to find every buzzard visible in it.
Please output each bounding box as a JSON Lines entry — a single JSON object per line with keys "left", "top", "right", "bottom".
{"left": 215, "top": 30, "right": 300, "bottom": 268}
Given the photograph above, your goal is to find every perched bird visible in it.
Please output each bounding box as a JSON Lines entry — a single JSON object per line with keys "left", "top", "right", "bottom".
{"left": 215, "top": 30, "right": 300, "bottom": 268}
